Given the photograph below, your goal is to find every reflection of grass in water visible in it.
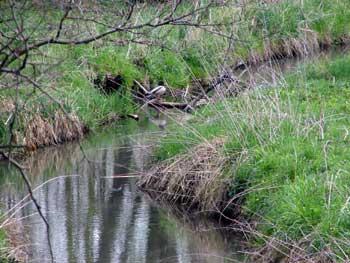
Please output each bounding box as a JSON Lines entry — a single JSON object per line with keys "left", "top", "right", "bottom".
{"left": 0, "top": 143, "right": 81, "bottom": 193}
{"left": 84, "top": 119, "right": 138, "bottom": 148}
{"left": 0, "top": 119, "right": 160, "bottom": 193}
{"left": 156, "top": 204, "right": 243, "bottom": 261}
{"left": 147, "top": 53, "right": 350, "bottom": 259}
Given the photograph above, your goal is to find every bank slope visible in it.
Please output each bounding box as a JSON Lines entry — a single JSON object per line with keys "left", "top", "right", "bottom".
{"left": 139, "top": 53, "right": 350, "bottom": 261}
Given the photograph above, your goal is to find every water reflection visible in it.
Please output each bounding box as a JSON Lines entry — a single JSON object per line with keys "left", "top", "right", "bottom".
{"left": 0, "top": 120, "right": 240, "bottom": 263}
{"left": 236, "top": 46, "right": 350, "bottom": 89}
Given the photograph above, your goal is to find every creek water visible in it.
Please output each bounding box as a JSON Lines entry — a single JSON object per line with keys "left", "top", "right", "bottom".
{"left": 1, "top": 47, "right": 348, "bottom": 263}
{"left": 0, "top": 116, "right": 242, "bottom": 263}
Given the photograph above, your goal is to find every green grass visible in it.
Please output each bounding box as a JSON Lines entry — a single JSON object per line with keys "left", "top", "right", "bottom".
{"left": 62, "top": 0, "right": 350, "bottom": 123}
{"left": 1, "top": 0, "right": 350, "bottom": 258}
{"left": 1, "top": 0, "right": 350, "bottom": 146}
{"left": 0, "top": 226, "right": 8, "bottom": 262}
{"left": 153, "top": 53, "right": 350, "bottom": 258}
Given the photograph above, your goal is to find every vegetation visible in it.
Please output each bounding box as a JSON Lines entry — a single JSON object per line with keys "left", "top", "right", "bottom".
{"left": 0, "top": 225, "right": 8, "bottom": 262}
{"left": 1, "top": 0, "right": 350, "bottom": 149}
{"left": 146, "top": 53, "right": 350, "bottom": 259}
{"left": 1, "top": 0, "right": 350, "bottom": 261}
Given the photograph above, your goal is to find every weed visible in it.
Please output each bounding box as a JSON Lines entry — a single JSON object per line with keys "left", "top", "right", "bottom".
{"left": 148, "top": 53, "right": 350, "bottom": 259}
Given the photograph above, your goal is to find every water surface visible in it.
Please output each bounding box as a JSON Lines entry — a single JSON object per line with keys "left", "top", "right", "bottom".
{"left": 2, "top": 48, "right": 349, "bottom": 262}
{"left": 0, "top": 117, "right": 241, "bottom": 263}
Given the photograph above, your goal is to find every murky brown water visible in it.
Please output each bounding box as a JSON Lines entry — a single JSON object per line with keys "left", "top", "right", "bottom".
{"left": 0, "top": 116, "right": 242, "bottom": 263}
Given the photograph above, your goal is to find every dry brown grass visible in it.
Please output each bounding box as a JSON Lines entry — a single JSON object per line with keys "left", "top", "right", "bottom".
{"left": 0, "top": 100, "right": 15, "bottom": 113}
{"left": 138, "top": 138, "right": 231, "bottom": 213}
{"left": 24, "top": 112, "right": 85, "bottom": 151}
{"left": 0, "top": 95, "right": 86, "bottom": 152}
{"left": 2, "top": 219, "right": 30, "bottom": 262}
{"left": 251, "top": 237, "right": 336, "bottom": 263}
{"left": 248, "top": 32, "right": 323, "bottom": 65}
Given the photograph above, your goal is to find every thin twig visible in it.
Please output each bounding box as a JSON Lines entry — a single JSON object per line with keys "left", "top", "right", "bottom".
{"left": 0, "top": 151, "right": 54, "bottom": 262}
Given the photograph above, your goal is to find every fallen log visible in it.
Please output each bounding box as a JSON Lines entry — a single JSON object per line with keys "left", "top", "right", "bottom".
{"left": 133, "top": 72, "right": 245, "bottom": 113}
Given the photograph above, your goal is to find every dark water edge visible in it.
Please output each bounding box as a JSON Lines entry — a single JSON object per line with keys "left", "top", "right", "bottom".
{"left": 1, "top": 47, "right": 349, "bottom": 263}
{"left": 236, "top": 45, "right": 350, "bottom": 87}
{"left": 0, "top": 117, "right": 244, "bottom": 263}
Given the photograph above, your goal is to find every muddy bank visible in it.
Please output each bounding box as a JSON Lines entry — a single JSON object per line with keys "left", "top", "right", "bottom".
{"left": 2, "top": 39, "right": 349, "bottom": 157}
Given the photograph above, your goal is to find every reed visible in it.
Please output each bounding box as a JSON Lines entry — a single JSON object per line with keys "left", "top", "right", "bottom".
{"left": 2, "top": 0, "right": 350, "bottom": 152}
{"left": 138, "top": 138, "right": 230, "bottom": 213}
{"left": 140, "top": 53, "right": 350, "bottom": 260}
{"left": 24, "top": 112, "right": 84, "bottom": 151}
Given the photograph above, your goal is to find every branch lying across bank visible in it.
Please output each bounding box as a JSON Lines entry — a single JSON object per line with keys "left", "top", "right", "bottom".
{"left": 141, "top": 71, "right": 246, "bottom": 112}
{"left": 187, "top": 72, "right": 247, "bottom": 111}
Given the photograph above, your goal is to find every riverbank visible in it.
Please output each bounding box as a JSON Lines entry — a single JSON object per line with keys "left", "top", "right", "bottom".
{"left": 0, "top": 219, "right": 29, "bottom": 263}
{"left": 139, "top": 53, "right": 350, "bottom": 261}
{"left": 1, "top": 0, "right": 350, "bottom": 153}
{"left": 0, "top": 119, "right": 245, "bottom": 262}
{"left": 0, "top": 228, "right": 7, "bottom": 262}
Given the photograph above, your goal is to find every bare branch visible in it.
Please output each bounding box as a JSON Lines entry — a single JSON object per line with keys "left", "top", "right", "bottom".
{"left": 55, "top": 4, "right": 72, "bottom": 40}
{"left": 0, "top": 151, "right": 54, "bottom": 262}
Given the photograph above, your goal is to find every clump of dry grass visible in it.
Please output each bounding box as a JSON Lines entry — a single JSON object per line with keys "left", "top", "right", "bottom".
{"left": 1, "top": 219, "right": 30, "bottom": 262}
{"left": 24, "top": 112, "right": 85, "bottom": 151}
{"left": 138, "top": 138, "right": 231, "bottom": 213}
{"left": 248, "top": 32, "right": 323, "bottom": 66}
{"left": 0, "top": 100, "right": 15, "bottom": 113}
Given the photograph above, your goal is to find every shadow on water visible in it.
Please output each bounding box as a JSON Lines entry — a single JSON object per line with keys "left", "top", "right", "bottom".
{"left": 0, "top": 116, "right": 243, "bottom": 263}
{"left": 1, "top": 48, "right": 349, "bottom": 262}
{"left": 236, "top": 45, "right": 350, "bottom": 88}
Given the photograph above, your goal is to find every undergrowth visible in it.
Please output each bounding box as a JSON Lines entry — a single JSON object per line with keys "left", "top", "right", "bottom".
{"left": 1, "top": 0, "right": 350, "bottom": 148}
{"left": 152, "top": 53, "right": 350, "bottom": 259}
{"left": 0, "top": 226, "right": 8, "bottom": 262}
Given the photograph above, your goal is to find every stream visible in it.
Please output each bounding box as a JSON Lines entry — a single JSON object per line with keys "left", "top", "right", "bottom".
{"left": 0, "top": 116, "right": 242, "bottom": 263}
{"left": 0, "top": 47, "right": 348, "bottom": 263}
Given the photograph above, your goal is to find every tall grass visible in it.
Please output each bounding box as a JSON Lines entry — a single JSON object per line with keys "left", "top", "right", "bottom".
{"left": 0, "top": 219, "right": 8, "bottom": 262}
{"left": 150, "top": 53, "right": 350, "bottom": 259}
{"left": 1, "top": 0, "right": 350, "bottom": 147}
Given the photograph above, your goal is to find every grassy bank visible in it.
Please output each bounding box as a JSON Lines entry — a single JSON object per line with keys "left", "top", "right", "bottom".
{"left": 140, "top": 53, "right": 350, "bottom": 260}
{"left": 0, "top": 225, "right": 10, "bottom": 263}
{"left": 0, "top": 229, "right": 6, "bottom": 262}
{"left": 1, "top": 0, "right": 350, "bottom": 150}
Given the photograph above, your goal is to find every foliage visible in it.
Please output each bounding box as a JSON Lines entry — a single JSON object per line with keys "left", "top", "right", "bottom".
{"left": 1, "top": 0, "right": 350, "bottom": 148}
{"left": 0, "top": 225, "right": 8, "bottom": 262}
{"left": 153, "top": 53, "right": 350, "bottom": 257}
